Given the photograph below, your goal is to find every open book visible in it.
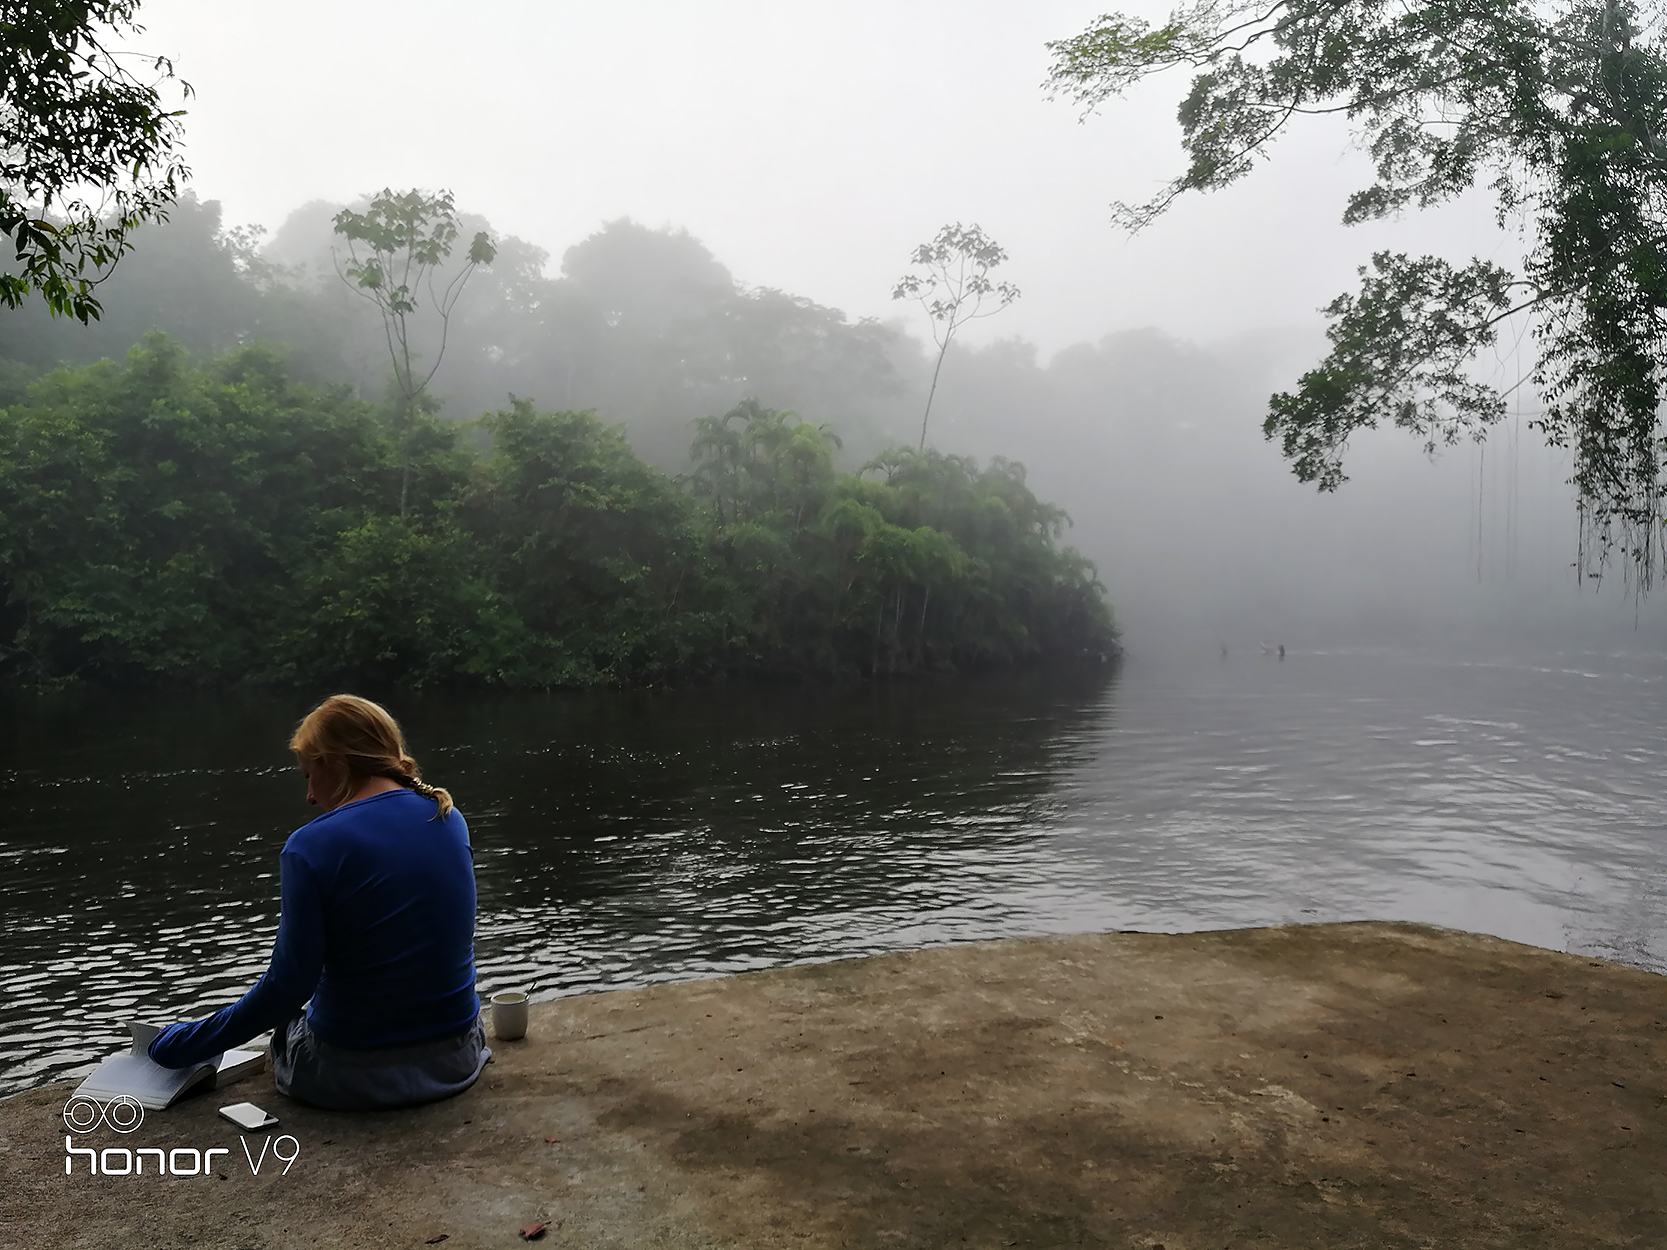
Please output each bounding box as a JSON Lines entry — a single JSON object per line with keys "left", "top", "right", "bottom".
{"left": 72, "top": 1022, "right": 267, "bottom": 1111}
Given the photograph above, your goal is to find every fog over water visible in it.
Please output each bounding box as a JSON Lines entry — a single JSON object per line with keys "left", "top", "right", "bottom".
{"left": 929, "top": 327, "right": 1667, "bottom": 652}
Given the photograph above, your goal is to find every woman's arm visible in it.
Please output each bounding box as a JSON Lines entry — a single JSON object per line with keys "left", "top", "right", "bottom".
{"left": 148, "top": 848, "right": 327, "bottom": 1069}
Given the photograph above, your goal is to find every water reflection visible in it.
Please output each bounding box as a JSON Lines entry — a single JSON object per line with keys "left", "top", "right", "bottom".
{"left": 3, "top": 647, "right": 1664, "bottom": 1097}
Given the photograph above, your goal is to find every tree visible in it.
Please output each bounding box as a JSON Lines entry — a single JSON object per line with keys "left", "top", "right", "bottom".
{"left": 560, "top": 217, "right": 735, "bottom": 334}
{"left": 0, "top": 194, "right": 281, "bottom": 370}
{"left": 0, "top": 334, "right": 406, "bottom": 682}
{"left": 468, "top": 398, "right": 712, "bottom": 685}
{"left": 2, "top": 0, "right": 190, "bottom": 322}
{"left": 1047, "top": 0, "right": 1667, "bottom": 588}
{"left": 892, "top": 223, "right": 1020, "bottom": 451}
{"left": 333, "top": 187, "right": 495, "bottom": 515}
{"left": 0, "top": 340, "right": 1119, "bottom": 686}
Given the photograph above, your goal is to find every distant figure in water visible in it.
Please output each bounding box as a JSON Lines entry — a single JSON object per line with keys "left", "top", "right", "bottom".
{"left": 1278, "top": 645, "right": 1286, "bottom": 661}
{"left": 1219, "top": 643, "right": 1229, "bottom": 661}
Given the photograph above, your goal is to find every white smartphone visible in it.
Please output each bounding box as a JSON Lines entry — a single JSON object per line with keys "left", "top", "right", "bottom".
{"left": 218, "top": 1101, "right": 279, "bottom": 1130}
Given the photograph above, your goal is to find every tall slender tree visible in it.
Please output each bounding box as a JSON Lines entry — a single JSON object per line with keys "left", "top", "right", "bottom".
{"left": 892, "top": 223, "right": 1020, "bottom": 451}
{"left": 333, "top": 188, "right": 495, "bottom": 516}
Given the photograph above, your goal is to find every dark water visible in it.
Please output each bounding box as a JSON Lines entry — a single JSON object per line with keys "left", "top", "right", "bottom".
{"left": 4, "top": 646, "right": 1664, "bottom": 1096}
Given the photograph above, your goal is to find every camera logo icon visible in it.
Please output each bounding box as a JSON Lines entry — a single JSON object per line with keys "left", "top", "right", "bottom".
{"left": 62, "top": 1094, "right": 144, "bottom": 1134}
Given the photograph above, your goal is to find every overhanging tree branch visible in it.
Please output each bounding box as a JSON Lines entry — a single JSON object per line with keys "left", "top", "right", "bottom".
{"left": 1, "top": 0, "right": 192, "bottom": 322}
{"left": 1047, "top": 0, "right": 1667, "bottom": 588}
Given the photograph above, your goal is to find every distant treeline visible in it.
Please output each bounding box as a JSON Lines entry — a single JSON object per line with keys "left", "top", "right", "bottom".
{"left": 0, "top": 337, "right": 1118, "bottom": 688}
{"left": 0, "top": 197, "right": 918, "bottom": 468}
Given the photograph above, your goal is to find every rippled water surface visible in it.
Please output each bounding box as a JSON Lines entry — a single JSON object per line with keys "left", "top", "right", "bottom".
{"left": 4, "top": 646, "right": 1665, "bottom": 1095}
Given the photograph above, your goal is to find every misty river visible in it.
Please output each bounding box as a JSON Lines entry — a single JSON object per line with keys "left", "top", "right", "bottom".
{"left": 4, "top": 643, "right": 1665, "bottom": 1096}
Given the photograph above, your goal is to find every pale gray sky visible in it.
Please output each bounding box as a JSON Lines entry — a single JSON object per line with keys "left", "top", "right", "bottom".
{"left": 133, "top": 0, "right": 1507, "bottom": 355}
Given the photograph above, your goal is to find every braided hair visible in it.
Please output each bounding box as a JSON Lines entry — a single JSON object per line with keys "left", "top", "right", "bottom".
{"left": 289, "top": 695, "right": 455, "bottom": 820}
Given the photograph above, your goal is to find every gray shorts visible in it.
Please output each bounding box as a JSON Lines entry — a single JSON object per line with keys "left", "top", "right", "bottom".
{"left": 269, "top": 1011, "right": 491, "bottom": 1111}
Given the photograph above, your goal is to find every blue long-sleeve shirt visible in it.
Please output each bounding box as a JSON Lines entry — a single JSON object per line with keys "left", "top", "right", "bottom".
{"left": 149, "top": 788, "right": 480, "bottom": 1069}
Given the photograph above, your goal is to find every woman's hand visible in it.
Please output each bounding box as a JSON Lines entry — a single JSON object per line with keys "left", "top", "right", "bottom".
{"left": 146, "top": 1020, "right": 200, "bottom": 1069}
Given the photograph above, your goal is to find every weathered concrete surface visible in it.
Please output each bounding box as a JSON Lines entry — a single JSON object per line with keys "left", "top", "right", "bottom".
{"left": 3, "top": 922, "right": 1666, "bottom": 1248}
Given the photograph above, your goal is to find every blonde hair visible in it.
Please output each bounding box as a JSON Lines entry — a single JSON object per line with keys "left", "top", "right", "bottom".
{"left": 289, "top": 694, "right": 454, "bottom": 820}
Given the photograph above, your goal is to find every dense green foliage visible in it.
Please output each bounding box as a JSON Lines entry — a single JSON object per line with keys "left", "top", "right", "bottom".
{"left": 0, "top": 337, "right": 1117, "bottom": 687}
{"left": 1048, "top": 0, "right": 1667, "bottom": 585}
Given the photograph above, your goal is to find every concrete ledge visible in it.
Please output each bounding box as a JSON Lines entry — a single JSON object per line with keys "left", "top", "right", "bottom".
{"left": 3, "top": 922, "right": 1665, "bottom": 1248}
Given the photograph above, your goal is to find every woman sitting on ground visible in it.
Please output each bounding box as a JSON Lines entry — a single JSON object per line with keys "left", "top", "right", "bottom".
{"left": 148, "top": 694, "right": 490, "bottom": 1109}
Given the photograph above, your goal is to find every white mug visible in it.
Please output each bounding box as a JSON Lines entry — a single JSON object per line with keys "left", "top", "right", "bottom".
{"left": 491, "top": 991, "right": 529, "bottom": 1041}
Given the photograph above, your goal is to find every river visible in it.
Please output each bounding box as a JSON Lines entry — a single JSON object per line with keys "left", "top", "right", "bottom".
{"left": 3, "top": 643, "right": 1664, "bottom": 1096}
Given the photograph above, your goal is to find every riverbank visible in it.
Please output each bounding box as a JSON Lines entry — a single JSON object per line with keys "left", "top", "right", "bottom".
{"left": 4, "top": 921, "right": 1664, "bottom": 1247}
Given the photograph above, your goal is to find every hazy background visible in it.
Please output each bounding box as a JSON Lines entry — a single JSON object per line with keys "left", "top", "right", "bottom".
{"left": 17, "top": 0, "right": 1655, "bottom": 650}
{"left": 124, "top": 0, "right": 1509, "bottom": 353}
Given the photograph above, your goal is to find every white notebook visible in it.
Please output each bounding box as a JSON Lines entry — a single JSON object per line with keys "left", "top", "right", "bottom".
{"left": 72, "top": 1022, "right": 267, "bottom": 1111}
